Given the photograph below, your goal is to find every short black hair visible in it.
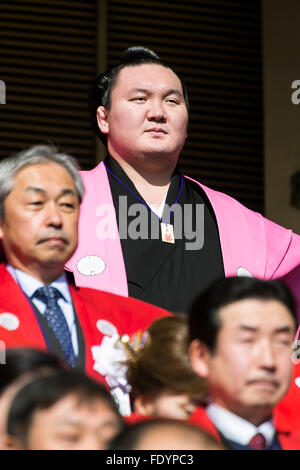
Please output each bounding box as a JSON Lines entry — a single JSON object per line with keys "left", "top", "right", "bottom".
{"left": 0, "top": 348, "right": 65, "bottom": 396}
{"left": 7, "top": 370, "right": 123, "bottom": 447}
{"left": 189, "top": 276, "right": 297, "bottom": 353}
{"left": 89, "top": 46, "right": 189, "bottom": 145}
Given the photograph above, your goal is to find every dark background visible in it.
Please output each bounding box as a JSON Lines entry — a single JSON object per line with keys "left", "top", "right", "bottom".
{"left": 0, "top": 0, "right": 263, "bottom": 212}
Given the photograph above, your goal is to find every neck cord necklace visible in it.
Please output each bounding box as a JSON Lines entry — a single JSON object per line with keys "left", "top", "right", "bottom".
{"left": 104, "top": 163, "right": 183, "bottom": 244}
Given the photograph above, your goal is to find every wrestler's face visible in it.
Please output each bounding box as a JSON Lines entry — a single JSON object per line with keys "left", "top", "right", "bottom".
{"left": 190, "top": 299, "right": 295, "bottom": 424}
{"left": 97, "top": 64, "right": 188, "bottom": 167}
{"left": 0, "top": 162, "right": 79, "bottom": 282}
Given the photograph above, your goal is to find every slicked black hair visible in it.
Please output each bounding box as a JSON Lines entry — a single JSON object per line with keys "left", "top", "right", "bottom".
{"left": 189, "top": 276, "right": 297, "bottom": 353}
{"left": 7, "top": 370, "right": 123, "bottom": 447}
{"left": 89, "top": 46, "right": 189, "bottom": 145}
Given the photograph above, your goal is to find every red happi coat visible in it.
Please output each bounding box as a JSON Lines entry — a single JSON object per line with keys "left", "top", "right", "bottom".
{"left": 0, "top": 264, "right": 170, "bottom": 387}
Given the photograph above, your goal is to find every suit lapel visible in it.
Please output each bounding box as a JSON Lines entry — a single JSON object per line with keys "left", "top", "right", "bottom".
{"left": 70, "top": 297, "right": 86, "bottom": 371}
{"left": 69, "top": 285, "right": 97, "bottom": 377}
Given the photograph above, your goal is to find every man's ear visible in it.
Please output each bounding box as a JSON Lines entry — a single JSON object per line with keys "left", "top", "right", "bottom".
{"left": 0, "top": 217, "right": 4, "bottom": 239}
{"left": 189, "top": 339, "right": 211, "bottom": 378}
{"left": 96, "top": 106, "right": 109, "bottom": 134}
{"left": 134, "top": 394, "right": 155, "bottom": 417}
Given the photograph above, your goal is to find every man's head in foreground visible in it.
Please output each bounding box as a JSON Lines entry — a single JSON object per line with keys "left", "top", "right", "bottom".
{"left": 0, "top": 145, "right": 84, "bottom": 284}
{"left": 6, "top": 370, "right": 123, "bottom": 450}
{"left": 90, "top": 46, "right": 189, "bottom": 174}
{"left": 0, "top": 348, "right": 65, "bottom": 450}
{"left": 189, "top": 277, "right": 297, "bottom": 426}
{"left": 110, "top": 419, "right": 223, "bottom": 450}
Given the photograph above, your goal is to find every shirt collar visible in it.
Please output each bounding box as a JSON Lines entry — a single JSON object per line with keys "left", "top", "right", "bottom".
{"left": 206, "top": 403, "right": 276, "bottom": 447}
{"left": 6, "top": 265, "right": 72, "bottom": 303}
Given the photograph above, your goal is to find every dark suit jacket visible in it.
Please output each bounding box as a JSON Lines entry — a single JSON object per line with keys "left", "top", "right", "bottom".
{"left": 188, "top": 406, "right": 300, "bottom": 450}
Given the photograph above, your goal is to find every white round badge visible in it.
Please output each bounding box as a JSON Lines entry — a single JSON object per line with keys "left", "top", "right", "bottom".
{"left": 0, "top": 313, "right": 20, "bottom": 331}
{"left": 96, "top": 319, "right": 118, "bottom": 337}
{"left": 236, "top": 267, "right": 253, "bottom": 278}
{"left": 77, "top": 255, "right": 106, "bottom": 276}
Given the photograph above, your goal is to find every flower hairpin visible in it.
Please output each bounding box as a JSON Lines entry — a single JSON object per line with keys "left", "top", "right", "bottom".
{"left": 91, "top": 329, "right": 149, "bottom": 416}
{"left": 117, "top": 330, "right": 149, "bottom": 362}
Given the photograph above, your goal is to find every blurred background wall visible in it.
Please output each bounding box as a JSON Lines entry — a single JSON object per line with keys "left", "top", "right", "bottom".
{"left": 0, "top": 0, "right": 298, "bottom": 231}
{"left": 263, "top": 0, "right": 300, "bottom": 233}
{"left": 0, "top": 1, "right": 98, "bottom": 169}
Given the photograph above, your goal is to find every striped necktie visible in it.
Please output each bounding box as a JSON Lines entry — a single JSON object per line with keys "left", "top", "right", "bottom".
{"left": 33, "top": 286, "right": 76, "bottom": 368}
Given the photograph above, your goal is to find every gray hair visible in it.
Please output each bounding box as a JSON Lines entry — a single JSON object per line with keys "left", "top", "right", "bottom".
{"left": 0, "top": 145, "right": 85, "bottom": 221}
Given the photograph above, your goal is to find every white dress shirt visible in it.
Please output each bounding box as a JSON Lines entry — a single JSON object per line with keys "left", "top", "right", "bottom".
{"left": 7, "top": 265, "right": 79, "bottom": 356}
{"left": 206, "top": 403, "right": 276, "bottom": 447}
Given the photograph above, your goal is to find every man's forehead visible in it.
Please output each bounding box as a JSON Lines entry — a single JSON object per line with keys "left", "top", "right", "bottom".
{"left": 218, "top": 298, "right": 294, "bottom": 330}
{"left": 16, "top": 162, "right": 70, "bottom": 180}
{"left": 13, "top": 163, "right": 76, "bottom": 192}
{"left": 114, "top": 63, "right": 183, "bottom": 93}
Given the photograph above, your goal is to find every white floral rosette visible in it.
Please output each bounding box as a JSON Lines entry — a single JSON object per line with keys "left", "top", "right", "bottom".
{"left": 91, "top": 333, "right": 132, "bottom": 416}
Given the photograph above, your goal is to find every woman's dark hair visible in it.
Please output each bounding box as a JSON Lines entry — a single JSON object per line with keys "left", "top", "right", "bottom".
{"left": 7, "top": 370, "right": 123, "bottom": 447}
{"left": 189, "top": 276, "right": 297, "bottom": 353}
{"left": 125, "top": 315, "right": 207, "bottom": 401}
{"left": 89, "top": 46, "right": 189, "bottom": 145}
{"left": 0, "top": 348, "right": 65, "bottom": 396}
